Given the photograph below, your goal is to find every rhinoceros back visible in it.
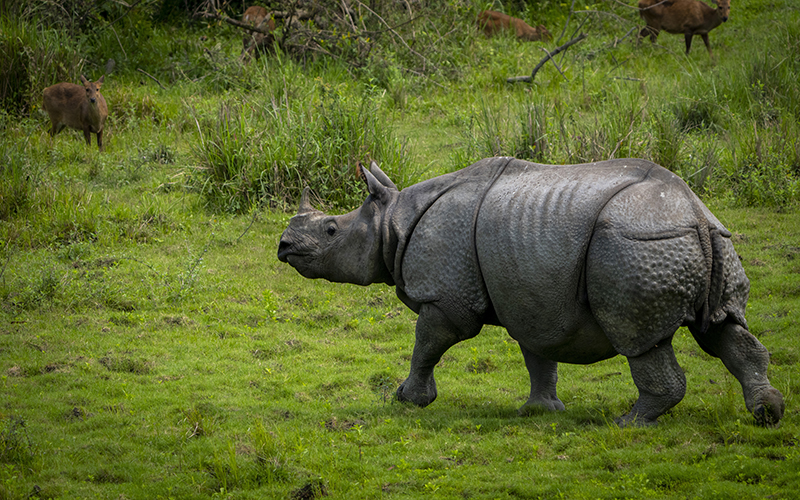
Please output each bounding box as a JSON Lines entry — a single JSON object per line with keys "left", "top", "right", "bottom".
{"left": 476, "top": 158, "right": 664, "bottom": 358}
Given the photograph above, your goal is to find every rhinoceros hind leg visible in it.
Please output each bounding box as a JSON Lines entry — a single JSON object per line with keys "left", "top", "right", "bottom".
{"left": 617, "top": 338, "right": 686, "bottom": 427}
{"left": 693, "top": 322, "right": 784, "bottom": 426}
{"left": 518, "top": 346, "right": 565, "bottom": 415}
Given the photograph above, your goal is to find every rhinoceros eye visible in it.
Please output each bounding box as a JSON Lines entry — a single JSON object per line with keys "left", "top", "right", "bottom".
{"left": 326, "top": 224, "right": 336, "bottom": 236}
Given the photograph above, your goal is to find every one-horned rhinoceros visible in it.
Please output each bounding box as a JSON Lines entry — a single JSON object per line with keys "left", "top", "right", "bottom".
{"left": 277, "top": 157, "right": 785, "bottom": 426}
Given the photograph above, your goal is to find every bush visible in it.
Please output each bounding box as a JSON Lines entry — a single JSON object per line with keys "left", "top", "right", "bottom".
{"left": 191, "top": 81, "right": 415, "bottom": 212}
{"left": 0, "top": 14, "right": 81, "bottom": 116}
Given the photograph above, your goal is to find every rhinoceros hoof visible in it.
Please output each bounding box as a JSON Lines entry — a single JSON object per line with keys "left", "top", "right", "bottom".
{"left": 753, "top": 387, "right": 785, "bottom": 426}
{"left": 395, "top": 382, "right": 436, "bottom": 407}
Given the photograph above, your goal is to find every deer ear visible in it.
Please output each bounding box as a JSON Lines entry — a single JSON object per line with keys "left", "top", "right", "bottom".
{"left": 80, "top": 75, "right": 89, "bottom": 86}
{"left": 96, "top": 75, "right": 104, "bottom": 88}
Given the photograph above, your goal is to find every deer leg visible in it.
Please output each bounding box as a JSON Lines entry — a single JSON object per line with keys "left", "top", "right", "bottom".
{"left": 97, "top": 130, "right": 104, "bottom": 152}
{"left": 641, "top": 26, "right": 658, "bottom": 44}
{"left": 518, "top": 345, "right": 564, "bottom": 415}
{"left": 684, "top": 33, "right": 694, "bottom": 54}
{"left": 701, "top": 34, "right": 712, "bottom": 57}
{"left": 650, "top": 26, "right": 659, "bottom": 44}
{"left": 83, "top": 129, "right": 91, "bottom": 145}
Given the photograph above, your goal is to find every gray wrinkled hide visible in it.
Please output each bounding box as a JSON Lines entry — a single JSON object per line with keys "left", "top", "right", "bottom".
{"left": 277, "top": 157, "right": 784, "bottom": 426}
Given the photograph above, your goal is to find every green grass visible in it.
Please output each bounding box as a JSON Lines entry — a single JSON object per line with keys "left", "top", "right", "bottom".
{"left": 0, "top": 0, "right": 798, "bottom": 498}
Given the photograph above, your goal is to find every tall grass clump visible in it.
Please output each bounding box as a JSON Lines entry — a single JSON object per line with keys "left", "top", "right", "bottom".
{"left": 710, "top": 22, "right": 800, "bottom": 207}
{"left": 192, "top": 82, "right": 414, "bottom": 212}
{"left": 452, "top": 88, "right": 651, "bottom": 169}
{"left": 0, "top": 14, "right": 80, "bottom": 116}
{"left": 0, "top": 130, "right": 41, "bottom": 221}
{"left": 723, "top": 119, "right": 800, "bottom": 208}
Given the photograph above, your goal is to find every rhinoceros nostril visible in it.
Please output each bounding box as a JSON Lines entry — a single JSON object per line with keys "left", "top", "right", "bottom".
{"left": 277, "top": 240, "right": 292, "bottom": 261}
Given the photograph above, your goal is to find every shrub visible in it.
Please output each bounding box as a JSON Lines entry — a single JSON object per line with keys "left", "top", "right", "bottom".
{"left": 191, "top": 83, "right": 415, "bottom": 212}
{"left": 0, "top": 14, "right": 81, "bottom": 116}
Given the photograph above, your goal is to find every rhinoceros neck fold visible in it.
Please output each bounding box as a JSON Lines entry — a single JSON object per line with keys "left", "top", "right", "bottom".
{"left": 384, "top": 157, "right": 514, "bottom": 292}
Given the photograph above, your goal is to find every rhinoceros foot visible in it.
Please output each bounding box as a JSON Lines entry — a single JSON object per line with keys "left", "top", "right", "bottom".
{"left": 518, "top": 396, "right": 566, "bottom": 416}
{"left": 614, "top": 412, "right": 659, "bottom": 428}
{"left": 395, "top": 378, "right": 437, "bottom": 407}
{"left": 752, "top": 387, "right": 784, "bottom": 426}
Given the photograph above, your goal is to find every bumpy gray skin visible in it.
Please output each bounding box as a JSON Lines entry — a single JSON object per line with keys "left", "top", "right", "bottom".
{"left": 277, "top": 157, "right": 784, "bottom": 426}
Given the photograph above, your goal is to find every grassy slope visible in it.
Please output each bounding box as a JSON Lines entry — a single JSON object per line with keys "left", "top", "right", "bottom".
{"left": 1, "top": 1, "right": 799, "bottom": 499}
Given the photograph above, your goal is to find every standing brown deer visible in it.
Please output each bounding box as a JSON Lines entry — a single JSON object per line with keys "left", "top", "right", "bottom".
{"left": 638, "top": 0, "right": 730, "bottom": 56}
{"left": 242, "top": 5, "right": 276, "bottom": 62}
{"left": 477, "top": 10, "right": 552, "bottom": 42}
{"left": 42, "top": 75, "right": 108, "bottom": 151}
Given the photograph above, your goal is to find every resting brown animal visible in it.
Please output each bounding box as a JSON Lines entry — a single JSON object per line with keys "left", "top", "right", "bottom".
{"left": 242, "top": 5, "right": 268, "bottom": 24}
{"left": 242, "top": 6, "right": 276, "bottom": 62}
{"left": 42, "top": 75, "right": 108, "bottom": 151}
{"left": 477, "top": 10, "right": 552, "bottom": 42}
{"left": 638, "top": 0, "right": 730, "bottom": 56}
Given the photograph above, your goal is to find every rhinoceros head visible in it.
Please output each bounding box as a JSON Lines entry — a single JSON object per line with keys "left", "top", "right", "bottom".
{"left": 277, "top": 161, "right": 398, "bottom": 286}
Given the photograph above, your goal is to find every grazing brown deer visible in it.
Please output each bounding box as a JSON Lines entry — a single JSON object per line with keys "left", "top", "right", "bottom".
{"left": 42, "top": 75, "right": 108, "bottom": 151}
{"left": 477, "top": 10, "right": 552, "bottom": 42}
{"left": 242, "top": 5, "right": 276, "bottom": 62}
{"left": 638, "top": 0, "right": 730, "bottom": 56}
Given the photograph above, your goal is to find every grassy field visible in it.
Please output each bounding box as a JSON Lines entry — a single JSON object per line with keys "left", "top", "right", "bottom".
{"left": 1, "top": 0, "right": 799, "bottom": 498}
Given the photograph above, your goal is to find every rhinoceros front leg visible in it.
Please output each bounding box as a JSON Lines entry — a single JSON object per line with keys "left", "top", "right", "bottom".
{"left": 518, "top": 346, "right": 565, "bottom": 415}
{"left": 698, "top": 322, "right": 784, "bottom": 425}
{"left": 396, "top": 303, "right": 466, "bottom": 407}
{"left": 617, "top": 337, "right": 686, "bottom": 427}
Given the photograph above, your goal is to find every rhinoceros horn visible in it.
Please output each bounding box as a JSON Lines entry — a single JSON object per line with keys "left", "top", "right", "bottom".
{"left": 297, "top": 187, "right": 315, "bottom": 215}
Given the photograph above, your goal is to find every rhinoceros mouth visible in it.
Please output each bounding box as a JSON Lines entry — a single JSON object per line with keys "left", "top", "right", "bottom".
{"left": 277, "top": 240, "right": 301, "bottom": 262}
{"left": 277, "top": 248, "right": 300, "bottom": 263}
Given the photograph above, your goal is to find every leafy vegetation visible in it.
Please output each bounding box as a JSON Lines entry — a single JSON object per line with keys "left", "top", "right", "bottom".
{"left": 0, "top": 0, "right": 798, "bottom": 498}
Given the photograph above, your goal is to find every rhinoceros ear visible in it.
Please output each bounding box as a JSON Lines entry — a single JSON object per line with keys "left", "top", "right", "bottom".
{"left": 359, "top": 163, "right": 391, "bottom": 204}
{"left": 297, "top": 187, "right": 315, "bottom": 215}
{"left": 369, "top": 161, "right": 398, "bottom": 191}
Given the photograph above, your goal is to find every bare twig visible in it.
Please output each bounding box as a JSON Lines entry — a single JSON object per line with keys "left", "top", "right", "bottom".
{"left": 103, "top": 0, "right": 147, "bottom": 30}
{"left": 541, "top": 47, "right": 569, "bottom": 80}
{"left": 195, "top": 11, "right": 275, "bottom": 36}
{"left": 109, "top": 25, "right": 128, "bottom": 60}
{"left": 575, "top": 9, "right": 634, "bottom": 24}
{"left": 556, "top": 0, "right": 578, "bottom": 44}
{"left": 353, "top": 0, "right": 436, "bottom": 72}
{"left": 608, "top": 0, "right": 673, "bottom": 10}
{"left": 235, "top": 209, "right": 259, "bottom": 245}
{"left": 137, "top": 68, "right": 166, "bottom": 90}
{"left": 507, "top": 33, "right": 589, "bottom": 84}
{"left": 609, "top": 97, "right": 648, "bottom": 158}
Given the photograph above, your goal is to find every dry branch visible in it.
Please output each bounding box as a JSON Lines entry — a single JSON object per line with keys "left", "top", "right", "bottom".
{"left": 507, "top": 33, "right": 588, "bottom": 84}
{"left": 137, "top": 68, "right": 166, "bottom": 90}
{"left": 195, "top": 11, "right": 274, "bottom": 35}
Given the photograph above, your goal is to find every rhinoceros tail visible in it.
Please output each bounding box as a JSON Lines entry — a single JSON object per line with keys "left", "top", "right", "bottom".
{"left": 707, "top": 228, "right": 729, "bottom": 325}
{"left": 689, "top": 192, "right": 719, "bottom": 334}
{"left": 692, "top": 199, "right": 729, "bottom": 334}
